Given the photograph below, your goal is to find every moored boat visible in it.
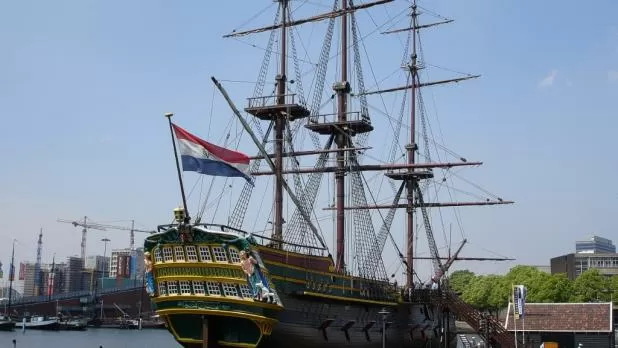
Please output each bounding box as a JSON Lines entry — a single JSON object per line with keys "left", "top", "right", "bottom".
{"left": 15, "top": 315, "right": 59, "bottom": 330}
{"left": 0, "top": 315, "right": 15, "bottom": 331}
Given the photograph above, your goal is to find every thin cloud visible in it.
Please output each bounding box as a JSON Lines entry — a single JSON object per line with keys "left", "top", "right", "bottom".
{"left": 608, "top": 70, "right": 618, "bottom": 83}
{"left": 538, "top": 70, "right": 557, "bottom": 88}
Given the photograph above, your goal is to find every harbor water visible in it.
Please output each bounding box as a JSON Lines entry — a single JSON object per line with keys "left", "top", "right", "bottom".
{"left": 0, "top": 328, "right": 181, "bottom": 348}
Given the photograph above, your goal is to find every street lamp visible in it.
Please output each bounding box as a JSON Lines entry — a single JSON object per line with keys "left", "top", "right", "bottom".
{"left": 101, "top": 238, "right": 111, "bottom": 290}
{"left": 378, "top": 308, "right": 389, "bottom": 348}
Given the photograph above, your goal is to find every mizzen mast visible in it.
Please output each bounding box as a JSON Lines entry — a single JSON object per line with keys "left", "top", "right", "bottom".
{"left": 375, "top": 2, "right": 513, "bottom": 287}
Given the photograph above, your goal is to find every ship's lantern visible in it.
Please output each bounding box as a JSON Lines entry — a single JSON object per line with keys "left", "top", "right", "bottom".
{"left": 173, "top": 207, "right": 185, "bottom": 222}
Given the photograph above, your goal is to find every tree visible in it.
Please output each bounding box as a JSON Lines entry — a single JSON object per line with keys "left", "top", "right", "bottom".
{"left": 570, "top": 269, "right": 611, "bottom": 302}
{"left": 448, "top": 270, "right": 476, "bottom": 294}
{"left": 536, "top": 273, "right": 572, "bottom": 302}
{"left": 461, "top": 274, "right": 508, "bottom": 317}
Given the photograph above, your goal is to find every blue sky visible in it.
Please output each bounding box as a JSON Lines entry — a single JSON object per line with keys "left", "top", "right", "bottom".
{"left": 1, "top": 0, "right": 617, "bottom": 282}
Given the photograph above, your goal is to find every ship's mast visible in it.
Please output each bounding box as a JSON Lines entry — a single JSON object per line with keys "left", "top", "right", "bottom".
{"left": 405, "top": 0, "right": 418, "bottom": 288}
{"left": 335, "top": 0, "right": 349, "bottom": 272}
{"left": 273, "top": 0, "right": 288, "bottom": 244}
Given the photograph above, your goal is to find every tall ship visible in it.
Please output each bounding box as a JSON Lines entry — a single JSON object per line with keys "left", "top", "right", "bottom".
{"left": 143, "top": 1, "right": 514, "bottom": 347}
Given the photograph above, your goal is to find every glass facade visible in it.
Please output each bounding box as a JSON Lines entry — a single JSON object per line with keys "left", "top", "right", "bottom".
{"left": 575, "top": 236, "right": 615, "bottom": 254}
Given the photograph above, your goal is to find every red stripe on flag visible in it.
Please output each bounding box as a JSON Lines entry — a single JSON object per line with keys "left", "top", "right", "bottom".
{"left": 172, "top": 124, "right": 250, "bottom": 165}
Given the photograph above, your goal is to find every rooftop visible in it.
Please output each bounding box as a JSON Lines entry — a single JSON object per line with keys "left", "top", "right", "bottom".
{"left": 504, "top": 302, "right": 612, "bottom": 333}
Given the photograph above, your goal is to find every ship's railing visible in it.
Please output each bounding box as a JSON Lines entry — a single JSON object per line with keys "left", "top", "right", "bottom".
{"left": 156, "top": 222, "right": 250, "bottom": 235}
{"left": 156, "top": 222, "right": 329, "bottom": 255}
{"left": 254, "top": 233, "right": 329, "bottom": 255}
{"left": 246, "top": 93, "right": 305, "bottom": 109}
{"left": 308, "top": 111, "right": 370, "bottom": 124}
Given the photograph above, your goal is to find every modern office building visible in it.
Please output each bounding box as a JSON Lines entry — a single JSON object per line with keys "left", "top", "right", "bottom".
{"left": 551, "top": 252, "right": 618, "bottom": 280}
{"left": 575, "top": 236, "right": 615, "bottom": 254}
{"left": 109, "top": 248, "right": 145, "bottom": 280}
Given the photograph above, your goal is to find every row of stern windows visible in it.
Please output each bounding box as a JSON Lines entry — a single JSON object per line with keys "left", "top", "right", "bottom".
{"left": 154, "top": 245, "right": 241, "bottom": 264}
{"left": 158, "top": 279, "right": 253, "bottom": 299}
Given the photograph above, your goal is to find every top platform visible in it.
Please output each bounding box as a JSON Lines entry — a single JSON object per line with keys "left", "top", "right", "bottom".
{"left": 245, "top": 94, "right": 310, "bottom": 121}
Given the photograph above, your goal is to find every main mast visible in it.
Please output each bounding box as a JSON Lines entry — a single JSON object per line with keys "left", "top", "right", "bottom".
{"left": 405, "top": 2, "right": 419, "bottom": 288}
{"left": 225, "top": 0, "right": 397, "bottom": 275}
{"left": 335, "top": 0, "right": 349, "bottom": 272}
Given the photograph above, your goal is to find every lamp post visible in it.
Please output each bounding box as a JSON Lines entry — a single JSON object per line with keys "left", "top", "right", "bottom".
{"left": 101, "top": 238, "right": 111, "bottom": 290}
{"left": 379, "top": 308, "right": 389, "bottom": 348}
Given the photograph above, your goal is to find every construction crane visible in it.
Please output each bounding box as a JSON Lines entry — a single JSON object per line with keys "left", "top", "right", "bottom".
{"left": 57, "top": 217, "right": 155, "bottom": 263}
{"left": 34, "top": 228, "right": 43, "bottom": 296}
{"left": 89, "top": 220, "right": 155, "bottom": 250}
{"left": 57, "top": 216, "right": 105, "bottom": 265}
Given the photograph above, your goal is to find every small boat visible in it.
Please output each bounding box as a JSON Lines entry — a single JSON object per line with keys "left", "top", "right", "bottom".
{"left": 59, "top": 317, "right": 88, "bottom": 331}
{"left": 116, "top": 315, "right": 139, "bottom": 329}
{"left": 15, "top": 315, "right": 59, "bottom": 330}
{"left": 140, "top": 315, "right": 166, "bottom": 329}
{"left": 0, "top": 315, "right": 15, "bottom": 331}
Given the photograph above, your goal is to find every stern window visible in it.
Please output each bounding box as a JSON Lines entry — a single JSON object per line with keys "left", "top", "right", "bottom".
{"left": 198, "top": 246, "right": 212, "bottom": 262}
{"left": 212, "top": 247, "right": 228, "bottom": 262}
{"left": 228, "top": 247, "right": 241, "bottom": 263}
{"left": 192, "top": 281, "right": 206, "bottom": 295}
{"left": 185, "top": 246, "right": 199, "bottom": 262}
{"left": 167, "top": 281, "right": 178, "bottom": 295}
{"left": 179, "top": 280, "right": 192, "bottom": 295}
{"left": 239, "top": 284, "right": 253, "bottom": 298}
{"left": 162, "top": 247, "right": 173, "bottom": 262}
{"left": 174, "top": 246, "right": 185, "bottom": 262}
{"left": 158, "top": 281, "right": 167, "bottom": 296}
{"left": 222, "top": 283, "right": 239, "bottom": 297}
{"left": 154, "top": 248, "right": 163, "bottom": 263}
{"left": 206, "top": 282, "right": 221, "bottom": 296}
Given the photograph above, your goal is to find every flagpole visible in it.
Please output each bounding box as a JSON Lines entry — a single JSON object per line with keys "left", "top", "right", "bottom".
{"left": 165, "top": 112, "right": 190, "bottom": 223}
{"left": 512, "top": 284, "right": 518, "bottom": 348}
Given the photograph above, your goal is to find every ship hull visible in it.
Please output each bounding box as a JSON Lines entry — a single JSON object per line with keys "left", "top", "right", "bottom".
{"left": 260, "top": 294, "right": 456, "bottom": 348}
{"left": 15, "top": 319, "right": 60, "bottom": 330}
{"left": 259, "top": 292, "right": 406, "bottom": 348}
{"left": 0, "top": 321, "right": 15, "bottom": 331}
{"left": 165, "top": 296, "right": 457, "bottom": 348}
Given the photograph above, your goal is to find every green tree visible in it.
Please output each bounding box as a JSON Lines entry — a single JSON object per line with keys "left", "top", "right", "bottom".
{"left": 447, "top": 270, "right": 476, "bottom": 294}
{"left": 503, "top": 265, "right": 567, "bottom": 303}
{"left": 461, "top": 274, "right": 508, "bottom": 317}
{"left": 536, "top": 273, "right": 572, "bottom": 302}
{"left": 570, "top": 269, "right": 611, "bottom": 302}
